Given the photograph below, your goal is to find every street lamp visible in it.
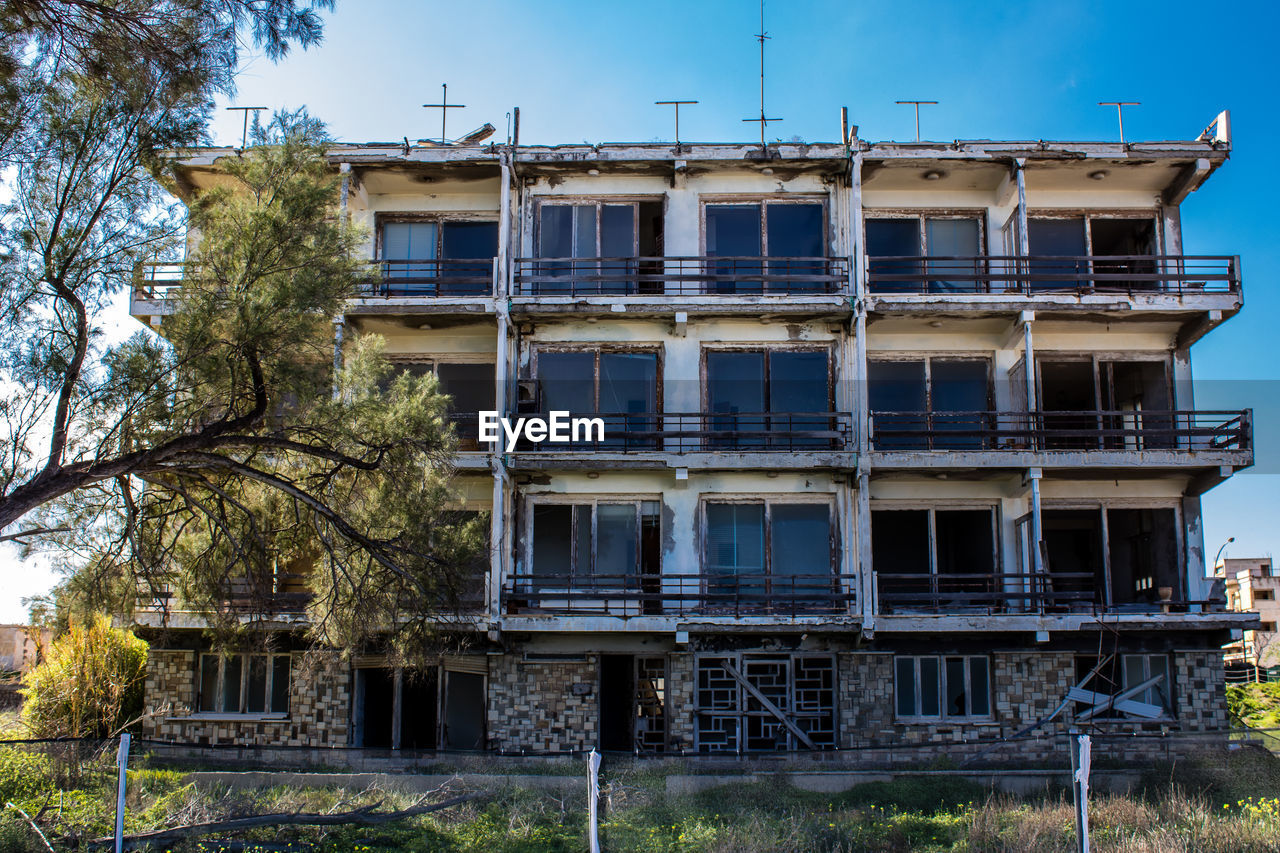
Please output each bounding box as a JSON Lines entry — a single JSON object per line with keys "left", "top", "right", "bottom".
{"left": 1213, "top": 537, "right": 1236, "bottom": 574}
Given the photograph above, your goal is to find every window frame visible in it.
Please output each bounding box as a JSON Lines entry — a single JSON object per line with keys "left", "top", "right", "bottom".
{"left": 531, "top": 344, "right": 663, "bottom": 414}
{"left": 867, "top": 354, "right": 994, "bottom": 413}
{"left": 698, "top": 196, "right": 831, "bottom": 257}
{"left": 699, "top": 343, "right": 836, "bottom": 415}
{"left": 869, "top": 502, "right": 1002, "bottom": 579}
{"left": 1023, "top": 209, "right": 1163, "bottom": 257}
{"left": 375, "top": 213, "right": 500, "bottom": 261}
{"left": 894, "top": 654, "right": 993, "bottom": 722}
{"left": 195, "top": 652, "right": 291, "bottom": 718}
{"left": 1074, "top": 653, "right": 1175, "bottom": 721}
{"left": 524, "top": 495, "right": 662, "bottom": 584}
{"left": 862, "top": 209, "right": 988, "bottom": 257}
{"left": 699, "top": 495, "right": 839, "bottom": 585}
{"left": 533, "top": 197, "right": 666, "bottom": 258}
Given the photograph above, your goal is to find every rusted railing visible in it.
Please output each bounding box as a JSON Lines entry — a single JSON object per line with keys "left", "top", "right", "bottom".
{"left": 869, "top": 409, "right": 1250, "bottom": 452}
{"left": 877, "top": 571, "right": 1213, "bottom": 615}
{"left": 501, "top": 411, "right": 853, "bottom": 452}
{"left": 867, "top": 255, "right": 1239, "bottom": 295}
{"left": 514, "top": 256, "right": 849, "bottom": 295}
{"left": 134, "top": 259, "right": 497, "bottom": 300}
{"left": 504, "top": 572, "right": 858, "bottom": 617}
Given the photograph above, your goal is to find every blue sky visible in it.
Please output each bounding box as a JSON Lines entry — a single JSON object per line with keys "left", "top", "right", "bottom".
{"left": 2, "top": 0, "right": 1276, "bottom": 618}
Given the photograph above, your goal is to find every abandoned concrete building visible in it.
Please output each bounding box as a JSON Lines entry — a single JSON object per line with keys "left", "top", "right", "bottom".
{"left": 131, "top": 110, "right": 1257, "bottom": 761}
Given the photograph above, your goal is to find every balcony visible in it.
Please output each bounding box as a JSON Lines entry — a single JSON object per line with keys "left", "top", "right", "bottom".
{"left": 868, "top": 409, "right": 1251, "bottom": 470}
{"left": 875, "top": 572, "right": 1212, "bottom": 616}
{"left": 503, "top": 572, "right": 858, "bottom": 618}
{"left": 509, "top": 411, "right": 851, "bottom": 452}
{"left": 358, "top": 258, "right": 495, "bottom": 297}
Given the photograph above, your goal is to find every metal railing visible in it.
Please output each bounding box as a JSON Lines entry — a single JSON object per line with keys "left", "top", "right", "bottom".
{"left": 867, "top": 255, "right": 1239, "bottom": 296}
{"left": 877, "top": 571, "right": 1214, "bottom": 615}
{"left": 503, "top": 411, "right": 853, "bottom": 452}
{"left": 133, "top": 259, "right": 497, "bottom": 300}
{"left": 504, "top": 572, "right": 858, "bottom": 617}
{"left": 513, "top": 256, "right": 849, "bottom": 296}
{"left": 869, "top": 409, "right": 1251, "bottom": 452}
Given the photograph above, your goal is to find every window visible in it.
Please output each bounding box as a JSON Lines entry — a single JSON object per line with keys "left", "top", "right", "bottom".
{"left": 868, "top": 358, "right": 991, "bottom": 449}
{"left": 1037, "top": 357, "right": 1172, "bottom": 450}
{"left": 865, "top": 213, "right": 983, "bottom": 293}
{"left": 705, "top": 348, "right": 834, "bottom": 449}
{"left": 386, "top": 359, "right": 496, "bottom": 448}
{"left": 197, "top": 653, "right": 290, "bottom": 715}
{"left": 872, "top": 507, "right": 998, "bottom": 612}
{"left": 529, "top": 500, "right": 660, "bottom": 589}
{"left": 1074, "top": 654, "right": 1173, "bottom": 719}
{"left": 696, "top": 654, "right": 835, "bottom": 752}
{"left": 1027, "top": 215, "right": 1157, "bottom": 292}
{"left": 704, "top": 200, "right": 827, "bottom": 293}
{"left": 895, "top": 655, "right": 991, "bottom": 720}
{"left": 533, "top": 348, "right": 659, "bottom": 447}
{"left": 1256, "top": 590, "right": 1274, "bottom": 601}
{"left": 534, "top": 201, "right": 664, "bottom": 294}
{"left": 1039, "top": 507, "right": 1182, "bottom": 610}
{"left": 703, "top": 500, "right": 836, "bottom": 607}
{"left": 379, "top": 218, "right": 498, "bottom": 295}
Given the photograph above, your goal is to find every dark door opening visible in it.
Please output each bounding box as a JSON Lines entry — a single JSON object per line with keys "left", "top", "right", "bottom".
{"left": 353, "top": 668, "right": 395, "bottom": 748}
{"left": 1107, "top": 508, "right": 1180, "bottom": 609}
{"left": 1039, "top": 361, "right": 1099, "bottom": 449}
{"left": 1041, "top": 510, "right": 1104, "bottom": 610}
{"left": 399, "top": 670, "right": 438, "bottom": 750}
{"left": 600, "top": 654, "right": 636, "bottom": 752}
{"left": 442, "top": 671, "right": 486, "bottom": 750}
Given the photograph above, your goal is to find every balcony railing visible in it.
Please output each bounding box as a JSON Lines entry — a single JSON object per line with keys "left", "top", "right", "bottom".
{"left": 513, "top": 256, "right": 849, "bottom": 296}
{"left": 877, "top": 572, "right": 1212, "bottom": 615}
{"left": 869, "top": 410, "right": 1251, "bottom": 452}
{"left": 505, "top": 412, "right": 853, "bottom": 452}
{"left": 504, "top": 572, "right": 858, "bottom": 617}
{"left": 867, "top": 255, "right": 1239, "bottom": 296}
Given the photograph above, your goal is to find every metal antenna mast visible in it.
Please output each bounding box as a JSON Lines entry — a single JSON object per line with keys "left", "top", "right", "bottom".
{"left": 423, "top": 83, "right": 466, "bottom": 144}
{"left": 742, "top": 0, "right": 781, "bottom": 146}
{"left": 656, "top": 100, "right": 698, "bottom": 151}
{"left": 894, "top": 100, "right": 937, "bottom": 142}
{"left": 226, "top": 106, "right": 266, "bottom": 150}
{"left": 1098, "top": 101, "right": 1140, "bottom": 144}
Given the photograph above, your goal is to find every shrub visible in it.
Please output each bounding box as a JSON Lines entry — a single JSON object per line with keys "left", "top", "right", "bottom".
{"left": 20, "top": 615, "right": 148, "bottom": 738}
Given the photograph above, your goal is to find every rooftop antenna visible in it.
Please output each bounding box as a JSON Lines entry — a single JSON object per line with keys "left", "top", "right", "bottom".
{"left": 422, "top": 83, "right": 466, "bottom": 144}
{"left": 1099, "top": 101, "right": 1140, "bottom": 144}
{"left": 742, "top": 0, "right": 781, "bottom": 147}
{"left": 895, "top": 100, "right": 937, "bottom": 142}
{"left": 656, "top": 100, "right": 698, "bottom": 151}
{"left": 226, "top": 106, "right": 266, "bottom": 150}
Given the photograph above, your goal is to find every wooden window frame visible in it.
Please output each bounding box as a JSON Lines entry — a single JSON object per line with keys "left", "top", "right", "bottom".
{"left": 894, "top": 654, "right": 993, "bottom": 722}
{"left": 533, "top": 197, "right": 666, "bottom": 258}
{"left": 862, "top": 209, "right": 988, "bottom": 257}
{"left": 698, "top": 195, "right": 831, "bottom": 257}
{"left": 869, "top": 502, "right": 1002, "bottom": 579}
{"left": 867, "top": 354, "right": 994, "bottom": 413}
{"left": 699, "top": 494, "right": 839, "bottom": 582}
{"left": 699, "top": 343, "right": 836, "bottom": 414}
{"left": 531, "top": 344, "right": 663, "bottom": 413}
{"left": 523, "top": 495, "right": 663, "bottom": 583}
{"left": 196, "top": 652, "right": 290, "bottom": 718}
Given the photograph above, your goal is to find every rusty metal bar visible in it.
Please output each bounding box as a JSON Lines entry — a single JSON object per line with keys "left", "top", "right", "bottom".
{"left": 867, "top": 255, "right": 1239, "bottom": 295}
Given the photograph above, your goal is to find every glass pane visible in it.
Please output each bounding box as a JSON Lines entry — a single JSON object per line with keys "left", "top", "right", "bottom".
{"left": 920, "top": 658, "right": 940, "bottom": 717}
{"left": 537, "top": 351, "right": 596, "bottom": 414}
{"left": 770, "top": 505, "right": 831, "bottom": 600}
{"left": 1028, "top": 218, "right": 1087, "bottom": 290}
{"left": 866, "top": 219, "right": 922, "bottom": 293}
{"left": 532, "top": 505, "right": 573, "bottom": 580}
{"left": 895, "top": 658, "right": 917, "bottom": 717}
{"left": 935, "top": 510, "right": 996, "bottom": 601}
{"left": 706, "top": 205, "right": 762, "bottom": 293}
{"left": 575, "top": 506, "right": 592, "bottom": 579}
{"left": 537, "top": 206, "right": 574, "bottom": 293}
{"left": 574, "top": 205, "right": 596, "bottom": 257}
{"left": 868, "top": 361, "right": 926, "bottom": 449}
{"left": 436, "top": 363, "right": 496, "bottom": 428}
{"left": 945, "top": 656, "right": 967, "bottom": 717}
{"left": 707, "top": 351, "right": 765, "bottom": 449}
{"left": 925, "top": 218, "right": 980, "bottom": 293}
{"left": 198, "top": 655, "right": 219, "bottom": 713}
{"left": 600, "top": 205, "right": 637, "bottom": 294}
{"left": 596, "top": 504, "right": 639, "bottom": 579}
{"left": 1124, "top": 655, "right": 1146, "bottom": 697}
{"left": 705, "top": 503, "right": 765, "bottom": 579}
{"left": 440, "top": 222, "right": 497, "bottom": 295}
{"left": 931, "top": 360, "right": 990, "bottom": 449}
{"left": 969, "top": 657, "right": 990, "bottom": 716}
{"left": 382, "top": 222, "right": 438, "bottom": 291}
{"left": 1147, "top": 655, "right": 1171, "bottom": 712}
{"left": 766, "top": 203, "right": 824, "bottom": 292}
{"left": 599, "top": 352, "right": 659, "bottom": 449}
{"left": 271, "top": 656, "right": 291, "bottom": 714}
{"left": 222, "top": 656, "right": 243, "bottom": 713}
{"left": 769, "top": 351, "right": 829, "bottom": 448}
{"left": 246, "top": 655, "right": 267, "bottom": 713}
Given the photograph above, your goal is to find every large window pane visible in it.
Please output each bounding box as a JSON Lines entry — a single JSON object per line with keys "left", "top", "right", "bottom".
{"left": 1028, "top": 218, "right": 1087, "bottom": 290}
{"left": 931, "top": 360, "right": 990, "bottom": 449}
{"left": 866, "top": 219, "right": 922, "bottom": 292}
{"left": 222, "top": 656, "right": 242, "bottom": 713}
{"left": 271, "top": 656, "right": 291, "bottom": 714}
{"left": 925, "top": 218, "right": 980, "bottom": 293}
{"left": 767, "top": 203, "right": 825, "bottom": 292}
{"left": 706, "top": 205, "right": 762, "bottom": 293}
{"left": 919, "top": 657, "right": 941, "bottom": 717}
{"left": 538, "top": 352, "right": 596, "bottom": 413}
{"left": 872, "top": 510, "right": 930, "bottom": 610}
{"left": 705, "top": 504, "right": 765, "bottom": 575}
{"left": 599, "top": 205, "right": 637, "bottom": 294}
{"left": 539, "top": 206, "right": 573, "bottom": 258}
{"left": 440, "top": 222, "right": 497, "bottom": 295}
{"left": 869, "top": 361, "right": 926, "bottom": 449}
{"left": 198, "top": 655, "right": 219, "bottom": 713}
{"left": 596, "top": 504, "right": 639, "bottom": 578}
{"left": 537, "top": 205, "right": 594, "bottom": 293}
{"left": 707, "top": 351, "right": 765, "bottom": 448}
{"left": 532, "top": 505, "right": 574, "bottom": 580}
{"left": 770, "top": 505, "right": 832, "bottom": 596}
{"left": 895, "top": 658, "right": 917, "bottom": 716}
{"left": 945, "top": 656, "right": 968, "bottom": 717}
{"left": 600, "top": 352, "right": 659, "bottom": 449}
{"left": 969, "top": 657, "right": 991, "bottom": 716}
{"left": 246, "top": 654, "right": 268, "bottom": 713}
{"left": 382, "top": 222, "right": 438, "bottom": 292}
{"left": 769, "top": 351, "right": 829, "bottom": 447}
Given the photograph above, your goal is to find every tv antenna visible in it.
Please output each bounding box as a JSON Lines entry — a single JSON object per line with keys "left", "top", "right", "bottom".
{"left": 1099, "top": 101, "right": 1140, "bottom": 144}
{"left": 423, "top": 83, "right": 466, "bottom": 144}
{"left": 895, "top": 100, "right": 937, "bottom": 142}
{"left": 656, "top": 100, "right": 698, "bottom": 150}
{"left": 742, "top": 0, "right": 781, "bottom": 146}
{"left": 226, "top": 106, "right": 266, "bottom": 150}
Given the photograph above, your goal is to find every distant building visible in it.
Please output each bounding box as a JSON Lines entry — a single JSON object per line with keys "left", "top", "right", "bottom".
{"left": 0, "top": 624, "right": 47, "bottom": 675}
{"left": 1223, "top": 557, "right": 1279, "bottom": 681}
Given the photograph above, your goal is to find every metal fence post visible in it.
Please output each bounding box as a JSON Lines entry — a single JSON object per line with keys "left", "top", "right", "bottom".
{"left": 587, "top": 747, "right": 602, "bottom": 853}
{"left": 114, "top": 732, "right": 131, "bottom": 853}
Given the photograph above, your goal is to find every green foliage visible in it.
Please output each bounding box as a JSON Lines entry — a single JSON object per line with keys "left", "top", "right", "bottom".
{"left": 20, "top": 614, "right": 148, "bottom": 738}
{"left": 0, "top": 746, "right": 54, "bottom": 802}
{"left": 1229, "top": 682, "right": 1280, "bottom": 728}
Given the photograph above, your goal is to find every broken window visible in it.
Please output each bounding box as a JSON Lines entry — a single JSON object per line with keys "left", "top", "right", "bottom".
{"left": 865, "top": 214, "right": 984, "bottom": 293}
{"left": 1037, "top": 358, "right": 1171, "bottom": 450}
{"left": 705, "top": 201, "right": 827, "bottom": 293}
{"left": 1041, "top": 506, "right": 1182, "bottom": 611}
{"left": 695, "top": 654, "right": 835, "bottom": 752}
{"left": 529, "top": 500, "right": 661, "bottom": 591}
{"left": 895, "top": 655, "right": 991, "bottom": 720}
{"left": 197, "top": 653, "right": 290, "bottom": 715}
{"left": 1074, "top": 654, "right": 1173, "bottom": 720}
{"left": 1027, "top": 215, "right": 1158, "bottom": 291}
{"left": 868, "top": 358, "right": 992, "bottom": 449}
{"left": 705, "top": 348, "right": 833, "bottom": 449}
{"left": 379, "top": 219, "right": 497, "bottom": 295}
{"left": 872, "top": 507, "right": 998, "bottom": 612}
{"left": 534, "top": 348, "right": 659, "bottom": 448}
{"left": 704, "top": 500, "right": 836, "bottom": 610}
{"left": 534, "top": 201, "right": 664, "bottom": 294}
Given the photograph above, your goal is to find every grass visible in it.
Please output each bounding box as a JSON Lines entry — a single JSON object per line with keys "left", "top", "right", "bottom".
{"left": 0, "top": 744, "right": 1278, "bottom": 851}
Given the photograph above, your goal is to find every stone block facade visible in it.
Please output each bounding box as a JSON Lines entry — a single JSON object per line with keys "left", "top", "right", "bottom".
{"left": 1175, "top": 649, "right": 1228, "bottom": 731}
{"left": 486, "top": 654, "right": 599, "bottom": 753}
{"left": 142, "top": 649, "right": 348, "bottom": 747}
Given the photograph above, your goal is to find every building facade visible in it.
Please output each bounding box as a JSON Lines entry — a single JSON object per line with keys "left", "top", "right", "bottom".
{"left": 1224, "top": 557, "right": 1279, "bottom": 680}
{"left": 132, "top": 111, "right": 1255, "bottom": 761}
